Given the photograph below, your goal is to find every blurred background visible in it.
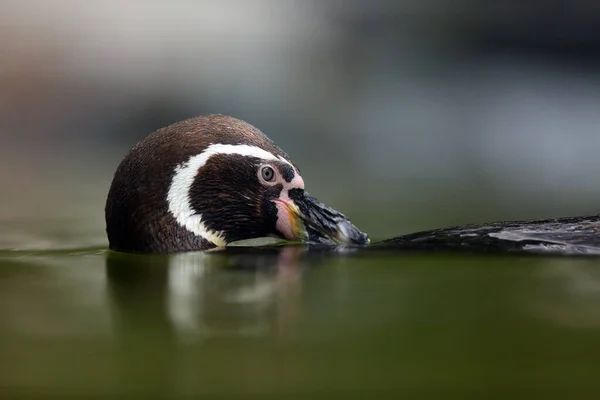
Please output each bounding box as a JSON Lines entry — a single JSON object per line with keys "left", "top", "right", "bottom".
{"left": 2, "top": 0, "right": 600, "bottom": 245}
{"left": 3, "top": 3, "right": 600, "bottom": 397}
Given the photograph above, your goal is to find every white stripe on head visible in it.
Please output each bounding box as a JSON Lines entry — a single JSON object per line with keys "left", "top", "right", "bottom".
{"left": 277, "top": 155, "right": 293, "bottom": 167}
{"left": 167, "top": 143, "right": 282, "bottom": 246}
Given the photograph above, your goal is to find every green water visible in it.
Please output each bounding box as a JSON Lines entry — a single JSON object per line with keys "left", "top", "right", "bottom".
{"left": 1, "top": 241, "right": 600, "bottom": 398}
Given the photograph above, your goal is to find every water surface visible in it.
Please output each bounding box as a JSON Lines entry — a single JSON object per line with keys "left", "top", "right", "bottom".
{"left": 1, "top": 229, "right": 600, "bottom": 398}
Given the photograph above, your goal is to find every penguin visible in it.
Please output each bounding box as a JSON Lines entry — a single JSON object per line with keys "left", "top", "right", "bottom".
{"left": 105, "top": 114, "right": 369, "bottom": 253}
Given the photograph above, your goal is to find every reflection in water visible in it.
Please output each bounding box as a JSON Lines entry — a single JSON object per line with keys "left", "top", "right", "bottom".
{"left": 103, "top": 246, "right": 337, "bottom": 394}
{"left": 2, "top": 245, "right": 600, "bottom": 395}
{"left": 105, "top": 245, "right": 335, "bottom": 343}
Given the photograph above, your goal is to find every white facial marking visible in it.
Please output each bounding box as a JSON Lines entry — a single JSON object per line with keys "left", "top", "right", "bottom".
{"left": 278, "top": 169, "right": 305, "bottom": 201}
{"left": 277, "top": 155, "right": 293, "bottom": 167}
{"left": 167, "top": 143, "right": 282, "bottom": 246}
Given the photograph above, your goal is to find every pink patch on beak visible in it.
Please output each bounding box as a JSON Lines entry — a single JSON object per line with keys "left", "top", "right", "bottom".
{"left": 273, "top": 167, "right": 305, "bottom": 240}
{"left": 275, "top": 200, "right": 298, "bottom": 240}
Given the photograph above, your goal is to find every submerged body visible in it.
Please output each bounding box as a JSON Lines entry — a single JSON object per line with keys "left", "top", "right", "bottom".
{"left": 373, "top": 215, "right": 600, "bottom": 256}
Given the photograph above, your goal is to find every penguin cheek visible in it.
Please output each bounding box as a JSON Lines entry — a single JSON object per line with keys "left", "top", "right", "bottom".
{"left": 261, "top": 186, "right": 294, "bottom": 240}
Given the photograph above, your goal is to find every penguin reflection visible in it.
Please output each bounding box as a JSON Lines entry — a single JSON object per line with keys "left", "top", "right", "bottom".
{"left": 105, "top": 245, "right": 333, "bottom": 342}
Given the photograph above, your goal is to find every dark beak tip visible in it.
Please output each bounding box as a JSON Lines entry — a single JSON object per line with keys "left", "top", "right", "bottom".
{"left": 292, "top": 190, "right": 369, "bottom": 246}
{"left": 357, "top": 232, "right": 370, "bottom": 245}
{"left": 339, "top": 222, "right": 370, "bottom": 246}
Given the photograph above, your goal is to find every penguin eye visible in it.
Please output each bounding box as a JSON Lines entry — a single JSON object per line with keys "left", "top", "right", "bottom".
{"left": 260, "top": 165, "right": 276, "bottom": 182}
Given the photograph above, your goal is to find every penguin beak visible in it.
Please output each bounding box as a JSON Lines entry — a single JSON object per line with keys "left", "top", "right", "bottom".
{"left": 275, "top": 189, "right": 369, "bottom": 246}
